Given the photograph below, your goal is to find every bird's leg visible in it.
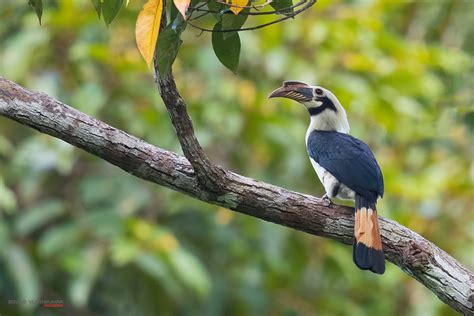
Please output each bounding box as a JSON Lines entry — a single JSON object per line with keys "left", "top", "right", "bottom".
{"left": 321, "top": 193, "right": 332, "bottom": 206}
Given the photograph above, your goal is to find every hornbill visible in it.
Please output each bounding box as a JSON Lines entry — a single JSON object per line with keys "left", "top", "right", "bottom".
{"left": 269, "top": 81, "right": 385, "bottom": 274}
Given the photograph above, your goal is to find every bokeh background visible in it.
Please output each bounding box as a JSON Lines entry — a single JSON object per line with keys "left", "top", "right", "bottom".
{"left": 0, "top": 0, "right": 473, "bottom": 315}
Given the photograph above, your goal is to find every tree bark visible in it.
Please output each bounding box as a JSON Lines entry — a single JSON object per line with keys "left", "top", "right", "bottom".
{"left": 0, "top": 77, "right": 473, "bottom": 314}
{"left": 152, "top": 10, "right": 227, "bottom": 193}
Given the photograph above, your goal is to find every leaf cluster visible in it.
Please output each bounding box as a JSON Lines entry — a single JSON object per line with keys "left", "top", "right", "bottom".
{"left": 28, "top": 0, "right": 303, "bottom": 73}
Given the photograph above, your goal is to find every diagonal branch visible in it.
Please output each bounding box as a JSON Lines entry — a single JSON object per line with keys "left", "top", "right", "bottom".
{"left": 1, "top": 77, "right": 473, "bottom": 314}
{"left": 154, "top": 72, "right": 227, "bottom": 193}
{"left": 153, "top": 7, "right": 227, "bottom": 193}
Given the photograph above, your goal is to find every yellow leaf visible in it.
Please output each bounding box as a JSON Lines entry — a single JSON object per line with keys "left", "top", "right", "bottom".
{"left": 173, "top": 0, "right": 190, "bottom": 20}
{"left": 135, "top": 0, "right": 163, "bottom": 65}
{"left": 126, "top": 0, "right": 130, "bottom": 7}
{"left": 230, "top": 0, "right": 248, "bottom": 15}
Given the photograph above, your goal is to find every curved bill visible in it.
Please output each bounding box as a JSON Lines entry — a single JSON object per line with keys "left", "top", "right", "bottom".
{"left": 268, "top": 81, "right": 313, "bottom": 102}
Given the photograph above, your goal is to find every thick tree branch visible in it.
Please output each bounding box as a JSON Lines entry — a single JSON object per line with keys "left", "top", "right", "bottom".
{"left": 0, "top": 77, "right": 473, "bottom": 314}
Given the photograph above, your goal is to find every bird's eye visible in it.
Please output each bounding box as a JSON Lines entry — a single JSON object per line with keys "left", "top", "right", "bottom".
{"left": 315, "top": 88, "right": 323, "bottom": 95}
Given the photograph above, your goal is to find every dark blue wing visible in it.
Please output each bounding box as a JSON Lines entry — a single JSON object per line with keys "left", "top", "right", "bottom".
{"left": 307, "top": 131, "right": 384, "bottom": 201}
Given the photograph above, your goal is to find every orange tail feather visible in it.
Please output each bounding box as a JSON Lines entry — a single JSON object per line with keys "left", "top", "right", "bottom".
{"left": 353, "top": 195, "right": 385, "bottom": 274}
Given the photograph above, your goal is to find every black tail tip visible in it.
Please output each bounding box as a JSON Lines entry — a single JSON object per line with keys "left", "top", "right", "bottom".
{"left": 353, "top": 242, "right": 385, "bottom": 274}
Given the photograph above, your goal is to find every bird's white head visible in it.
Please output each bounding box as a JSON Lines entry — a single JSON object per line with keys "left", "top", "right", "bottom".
{"left": 269, "top": 81, "right": 350, "bottom": 134}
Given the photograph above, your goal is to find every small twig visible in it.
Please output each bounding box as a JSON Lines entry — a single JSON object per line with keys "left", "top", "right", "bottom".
{"left": 188, "top": 0, "right": 307, "bottom": 16}
{"left": 188, "top": 10, "right": 211, "bottom": 21}
{"left": 215, "top": 0, "right": 272, "bottom": 9}
{"left": 188, "top": 0, "right": 316, "bottom": 32}
{"left": 186, "top": 0, "right": 210, "bottom": 19}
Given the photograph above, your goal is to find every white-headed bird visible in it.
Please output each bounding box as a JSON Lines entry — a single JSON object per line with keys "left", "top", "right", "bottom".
{"left": 269, "top": 81, "right": 385, "bottom": 274}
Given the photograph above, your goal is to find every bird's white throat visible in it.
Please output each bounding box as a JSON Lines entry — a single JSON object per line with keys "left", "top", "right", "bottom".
{"left": 305, "top": 110, "right": 350, "bottom": 144}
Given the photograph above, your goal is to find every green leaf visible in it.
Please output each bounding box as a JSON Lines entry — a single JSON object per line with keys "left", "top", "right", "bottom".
{"left": 102, "top": 0, "right": 123, "bottom": 25}
{"left": 168, "top": 249, "right": 210, "bottom": 298}
{"left": 0, "top": 221, "right": 11, "bottom": 253}
{"left": 170, "top": 0, "right": 179, "bottom": 23}
{"left": 72, "top": 82, "right": 107, "bottom": 116}
{"left": 28, "top": 0, "right": 43, "bottom": 24}
{"left": 208, "top": 0, "right": 223, "bottom": 19}
{"left": 91, "top": 0, "right": 102, "bottom": 18}
{"left": 212, "top": 22, "right": 240, "bottom": 73}
{"left": 82, "top": 209, "right": 123, "bottom": 239}
{"left": 155, "top": 25, "right": 183, "bottom": 74}
{"left": 0, "top": 176, "right": 17, "bottom": 214}
{"left": 134, "top": 253, "right": 183, "bottom": 299}
{"left": 463, "top": 111, "right": 474, "bottom": 135}
{"left": 171, "top": 12, "right": 187, "bottom": 33}
{"left": 270, "top": 0, "right": 293, "bottom": 16}
{"left": 38, "top": 223, "right": 82, "bottom": 256}
{"left": 3, "top": 245, "right": 40, "bottom": 308}
{"left": 69, "top": 245, "right": 105, "bottom": 307}
{"left": 208, "top": 0, "right": 221, "bottom": 11}
{"left": 221, "top": 8, "right": 248, "bottom": 39}
{"left": 14, "top": 200, "right": 65, "bottom": 237}
{"left": 135, "top": 253, "right": 166, "bottom": 279}
{"left": 111, "top": 238, "right": 139, "bottom": 265}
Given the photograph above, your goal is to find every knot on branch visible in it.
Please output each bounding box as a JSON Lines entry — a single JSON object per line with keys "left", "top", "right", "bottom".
{"left": 403, "top": 239, "right": 433, "bottom": 271}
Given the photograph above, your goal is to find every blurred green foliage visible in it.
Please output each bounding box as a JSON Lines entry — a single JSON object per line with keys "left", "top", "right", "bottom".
{"left": 0, "top": 0, "right": 473, "bottom": 315}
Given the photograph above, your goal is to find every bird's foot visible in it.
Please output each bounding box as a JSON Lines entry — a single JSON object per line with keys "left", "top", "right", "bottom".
{"left": 321, "top": 193, "right": 332, "bottom": 206}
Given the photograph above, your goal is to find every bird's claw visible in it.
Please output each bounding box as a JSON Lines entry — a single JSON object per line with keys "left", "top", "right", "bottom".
{"left": 321, "top": 193, "right": 332, "bottom": 206}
